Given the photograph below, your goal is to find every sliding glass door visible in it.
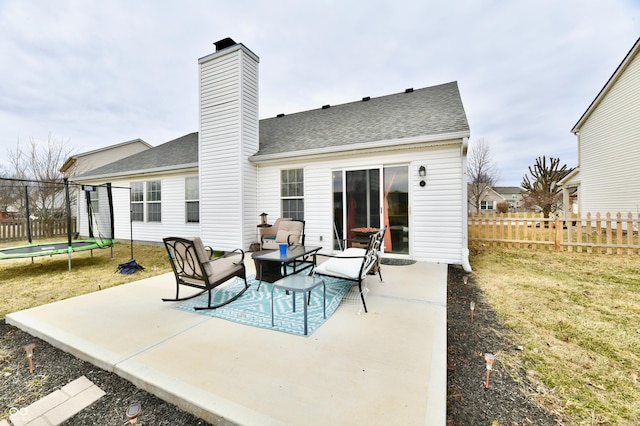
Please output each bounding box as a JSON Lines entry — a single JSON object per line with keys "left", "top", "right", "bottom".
{"left": 332, "top": 166, "right": 408, "bottom": 254}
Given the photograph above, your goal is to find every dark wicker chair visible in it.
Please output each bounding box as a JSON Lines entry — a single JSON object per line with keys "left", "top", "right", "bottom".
{"left": 163, "top": 236, "right": 249, "bottom": 310}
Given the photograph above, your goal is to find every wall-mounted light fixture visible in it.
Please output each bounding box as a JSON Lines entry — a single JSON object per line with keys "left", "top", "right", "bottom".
{"left": 418, "top": 165, "right": 426, "bottom": 187}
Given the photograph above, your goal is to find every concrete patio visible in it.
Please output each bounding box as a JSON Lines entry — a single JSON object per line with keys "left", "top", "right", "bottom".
{"left": 6, "top": 258, "right": 447, "bottom": 425}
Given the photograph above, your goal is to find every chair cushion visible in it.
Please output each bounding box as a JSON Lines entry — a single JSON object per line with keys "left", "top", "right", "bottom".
{"left": 262, "top": 239, "right": 280, "bottom": 250}
{"left": 192, "top": 237, "right": 213, "bottom": 276}
{"left": 315, "top": 248, "right": 366, "bottom": 279}
{"left": 274, "top": 221, "right": 303, "bottom": 244}
{"left": 275, "top": 229, "right": 292, "bottom": 243}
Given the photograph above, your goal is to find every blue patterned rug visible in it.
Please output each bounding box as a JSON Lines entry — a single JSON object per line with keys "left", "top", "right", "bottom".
{"left": 174, "top": 274, "right": 354, "bottom": 336}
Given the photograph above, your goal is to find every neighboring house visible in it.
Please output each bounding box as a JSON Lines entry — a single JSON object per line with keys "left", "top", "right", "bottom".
{"left": 74, "top": 38, "right": 472, "bottom": 271}
{"left": 467, "top": 184, "right": 504, "bottom": 213}
{"left": 60, "top": 139, "right": 152, "bottom": 178}
{"left": 61, "top": 138, "right": 152, "bottom": 218}
{"left": 493, "top": 186, "right": 525, "bottom": 211}
{"left": 560, "top": 36, "right": 640, "bottom": 216}
{"left": 467, "top": 185, "right": 524, "bottom": 213}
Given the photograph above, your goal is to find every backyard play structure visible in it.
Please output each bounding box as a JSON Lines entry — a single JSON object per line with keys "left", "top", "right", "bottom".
{"left": 0, "top": 178, "right": 116, "bottom": 270}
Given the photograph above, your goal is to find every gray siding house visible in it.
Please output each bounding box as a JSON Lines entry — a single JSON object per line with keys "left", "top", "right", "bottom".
{"left": 75, "top": 38, "right": 472, "bottom": 271}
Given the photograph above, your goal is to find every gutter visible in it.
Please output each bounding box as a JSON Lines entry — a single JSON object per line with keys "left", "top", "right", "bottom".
{"left": 72, "top": 163, "right": 199, "bottom": 182}
{"left": 249, "top": 131, "right": 471, "bottom": 164}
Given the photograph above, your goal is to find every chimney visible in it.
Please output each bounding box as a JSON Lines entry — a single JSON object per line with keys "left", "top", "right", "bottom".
{"left": 198, "top": 39, "right": 260, "bottom": 250}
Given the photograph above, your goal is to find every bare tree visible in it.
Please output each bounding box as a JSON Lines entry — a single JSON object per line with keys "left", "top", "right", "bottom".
{"left": 467, "top": 138, "right": 501, "bottom": 212}
{"left": 521, "top": 156, "right": 573, "bottom": 220}
{"left": 8, "top": 135, "right": 77, "bottom": 234}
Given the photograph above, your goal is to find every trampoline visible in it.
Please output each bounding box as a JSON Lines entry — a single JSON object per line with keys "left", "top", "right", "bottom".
{"left": 0, "top": 178, "right": 116, "bottom": 270}
{"left": 0, "top": 239, "right": 112, "bottom": 260}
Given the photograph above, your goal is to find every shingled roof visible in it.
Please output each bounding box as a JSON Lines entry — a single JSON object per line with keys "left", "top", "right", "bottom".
{"left": 74, "top": 132, "right": 198, "bottom": 180}
{"left": 256, "top": 81, "right": 469, "bottom": 159}
{"left": 74, "top": 82, "right": 468, "bottom": 180}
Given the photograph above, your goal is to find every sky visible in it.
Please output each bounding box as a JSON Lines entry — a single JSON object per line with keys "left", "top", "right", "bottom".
{"left": 0, "top": 1, "right": 638, "bottom": 186}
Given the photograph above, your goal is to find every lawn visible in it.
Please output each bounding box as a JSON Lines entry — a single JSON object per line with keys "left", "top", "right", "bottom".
{"left": 470, "top": 247, "right": 640, "bottom": 424}
{"left": 0, "top": 241, "right": 171, "bottom": 319}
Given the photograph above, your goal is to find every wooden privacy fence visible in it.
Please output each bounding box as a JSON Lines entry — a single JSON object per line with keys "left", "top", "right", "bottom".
{"left": 0, "top": 218, "right": 76, "bottom": 243}
{"left": 468, "top": 212, "right": 640, "bottom": 254}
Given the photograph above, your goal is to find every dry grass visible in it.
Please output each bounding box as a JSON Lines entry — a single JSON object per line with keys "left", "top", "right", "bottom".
{"left": 0, "top": 241, "right": 171, "bottom": 319}
{"left": 470, "top": 247, "right": 640, "bottom": 424}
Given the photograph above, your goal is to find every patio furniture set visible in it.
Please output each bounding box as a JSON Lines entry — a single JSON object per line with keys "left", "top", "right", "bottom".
{"left": 162, "top": 219, "right": 385, "bottom": 334}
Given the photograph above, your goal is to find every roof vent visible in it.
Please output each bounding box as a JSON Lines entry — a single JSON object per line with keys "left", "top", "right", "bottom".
{"left": 362, "top": 96, "right": 371, "bottom": 102}
{"left": 322, "top": 104, "right": 330, "bottom": 109}
{"left": 276, "top": 113, "right": 285, "bottom": 118}
{"left": 405, "top": 88, "right": 414, "bottom": 93}
{"left": 214, "top": 37, "right": 236, "bottom": 52}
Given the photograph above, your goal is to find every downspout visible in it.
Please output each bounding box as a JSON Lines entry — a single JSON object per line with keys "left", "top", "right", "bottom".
{"left": 460, "top": 137, "right": 472, "bottom": 272}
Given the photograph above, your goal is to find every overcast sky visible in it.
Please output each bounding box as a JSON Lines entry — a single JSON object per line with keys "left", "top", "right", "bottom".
{"left": 1, "top": 1, "right": 638, "bottom": 185}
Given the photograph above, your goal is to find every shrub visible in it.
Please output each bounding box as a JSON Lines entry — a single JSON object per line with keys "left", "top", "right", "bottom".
{"left": 496, "top": 201, "right": 509, "bottom": 213}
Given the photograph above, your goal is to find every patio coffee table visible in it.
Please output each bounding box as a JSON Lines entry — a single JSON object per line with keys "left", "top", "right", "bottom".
{"left": 252, "top": 245, "right": 321, "bottom": 290}
{"left": 271, "top": 274, "right": 326, "bottom": 336}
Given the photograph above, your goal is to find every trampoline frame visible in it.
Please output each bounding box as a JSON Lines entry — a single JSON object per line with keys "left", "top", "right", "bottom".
{"left": 0, "top": 178, "right": 118, "bottom": 270}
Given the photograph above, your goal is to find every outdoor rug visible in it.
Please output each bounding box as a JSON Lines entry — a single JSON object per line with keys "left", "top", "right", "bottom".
{"left": 174, "top": 274, "right": 354, "bottom": 336}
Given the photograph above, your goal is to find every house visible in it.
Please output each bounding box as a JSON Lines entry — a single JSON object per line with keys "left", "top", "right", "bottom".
{"left": 467, "top": 184, "right": 504, "bottom": 213}
{"left": 560, "top": 36, "right": 640, "bottom": 216}
{"left": 73, "top": 38, "right": 472, "bottom": 271}
{"left": 493, "top": 186, "right": 525, "bottom": 211}
{"left": 60, "top": 138, "right": 152, "bottom": 218}
{"left": 467, "top": 185, "right": 524, "bottom": 213}
{"left": 60, "top": 138, "right": 152, "bottom": 178}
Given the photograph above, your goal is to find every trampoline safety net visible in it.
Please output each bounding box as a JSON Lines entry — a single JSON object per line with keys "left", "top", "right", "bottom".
{"left": 83, "top": 184, "right": 115, "bottom": 244}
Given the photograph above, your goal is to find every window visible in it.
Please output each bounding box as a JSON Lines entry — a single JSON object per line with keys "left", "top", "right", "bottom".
{"left": 185, "top": 176, "right": 199, "bottom": 223}
{"left": 480, "top": 200, "right": 494, "bottom": 210}
{"left": 84, "top": 186, "right": 100, "bottom": 214}
{"left": 146, "top": 180, "right": 161, "bottom": 222}
{"left": 130, "top": 180, "right": 162, "bottom": 222}
{"left": 281, "top": 169, "right": 304, "bottom": 220}
{"left": 131, "top": 182, "right": 144, "bottom": 222}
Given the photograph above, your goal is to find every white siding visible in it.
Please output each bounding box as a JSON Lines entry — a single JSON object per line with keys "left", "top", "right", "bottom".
{"left": 578, "top": 48, "right": 640, "bottom": 215}
{"left": 256, "top": 141, "right": 465, "bottom": 265}
{"left": 240, "top": 52, "right": 259, "bottom": 249}
{"left": 76, "top": 173, "right": 201, "bottom": 244}
{"left": 198, "top": 45, "right": 259, "bottom": 250}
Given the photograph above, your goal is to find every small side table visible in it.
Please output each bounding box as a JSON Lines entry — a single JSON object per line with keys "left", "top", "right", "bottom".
{"left": 271, "top": 275, "right": 326, "bottom": 335}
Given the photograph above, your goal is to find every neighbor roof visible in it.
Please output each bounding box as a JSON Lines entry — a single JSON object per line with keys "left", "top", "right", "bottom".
{"left": 254, "top": 81, "right": 469, "bottom": 159}
{"left": 74, "top": 82, "right": 469, "bottom": 180}
{"left": 493, "top": 186, "right": 524, "bottom": 194}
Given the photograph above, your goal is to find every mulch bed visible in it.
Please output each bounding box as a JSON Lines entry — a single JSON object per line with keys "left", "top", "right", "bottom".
{"left": 2, "top": 266, "right": 561, "bottom": 425}
{"left": 0, "top": 321, "right": 210, "bottom": 425}
{"left": 447, "top": 265, "right": 562, "bottom": 425}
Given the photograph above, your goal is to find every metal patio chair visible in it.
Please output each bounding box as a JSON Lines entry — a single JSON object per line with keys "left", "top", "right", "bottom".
{"left": 163, "top": 236, "right": 249, "bottom": 310}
